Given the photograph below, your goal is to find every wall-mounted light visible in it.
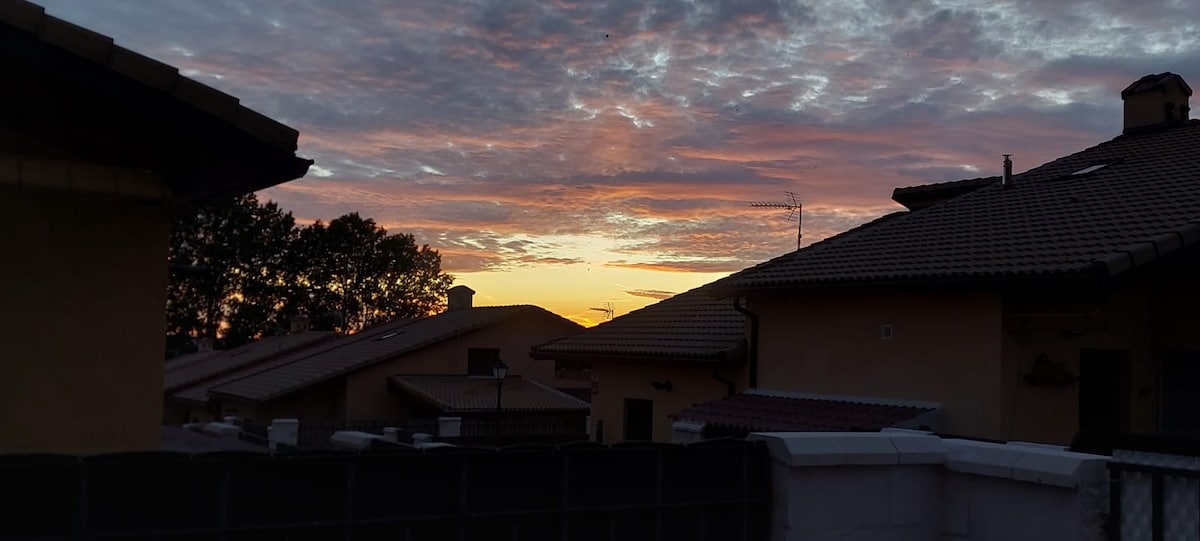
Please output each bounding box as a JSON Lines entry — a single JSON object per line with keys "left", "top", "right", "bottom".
{"left": 650, "top": 380, "right": 673, "bottom": 392}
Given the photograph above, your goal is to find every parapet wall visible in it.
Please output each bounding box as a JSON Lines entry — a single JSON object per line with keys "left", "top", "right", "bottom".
{"left": 748, "top": 430, "right": 1110, "bottom": 541}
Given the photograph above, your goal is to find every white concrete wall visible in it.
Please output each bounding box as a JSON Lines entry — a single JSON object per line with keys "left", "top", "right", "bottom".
{"left": 749, "top": 431, "right": 1110, "bottom": 541}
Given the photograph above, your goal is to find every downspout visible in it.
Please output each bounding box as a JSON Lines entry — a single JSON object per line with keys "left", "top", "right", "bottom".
{"left": 732, "top": 297, "right": 759, "bottom": 389}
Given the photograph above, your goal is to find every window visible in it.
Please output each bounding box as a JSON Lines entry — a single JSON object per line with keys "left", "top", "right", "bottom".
{"left": 467, "top": 348, "right": 500, "bottom": 376}
{"left": 1071, "top": 164, "right": 1108, "bottom": 176}
{"left": 375, "top": 330, "right": 403, "bottom": 341}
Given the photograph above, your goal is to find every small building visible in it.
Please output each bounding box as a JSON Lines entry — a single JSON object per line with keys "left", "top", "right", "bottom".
{"left": 185, "top": 287, "right": 585, "bottom": 430}
{"left": 531, "top": 285, "right": 747, "bottom": 442}
{"left": 162, "top": 328, "right": 337, "bottom": 424}
{"left": 0, "top": 2, "right": 311, "bottom": 453}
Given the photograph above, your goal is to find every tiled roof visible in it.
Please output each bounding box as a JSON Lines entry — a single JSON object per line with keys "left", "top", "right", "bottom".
{"left": 389, "top": 375, "right": 589, "bottom": 413}
{"left": 0, "top": 1, "right": 311, "bottom": 204}
{"left": 716, "top": 121, "right": 1200, "bottom": 292}
{"left": 163, "top": 331, "right": 336, "bottom": 393}
{"left": 169, "top": 321, "right": 412, "bottom": 405}
{"left": 671, "top": 390, "right": 937, "bottom": 432}
{"left": 210, "top": 306, "right": 579, "bottom": 403}
{"left": 530, "top": 285, "right": 745, "bottom": 362}
{"left": 162, "top": 350, "right": 220, "bottom": 373}
{"left": 891, "top": 176, "right": 999, "bottom": 211}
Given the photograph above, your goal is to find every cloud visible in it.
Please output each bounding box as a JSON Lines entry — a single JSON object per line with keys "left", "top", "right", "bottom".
{"left": 36, "top": 0, "right": 1200, "bottom": 282}
{"left": 624, "top": 288, "right": 676, "bottom": 300}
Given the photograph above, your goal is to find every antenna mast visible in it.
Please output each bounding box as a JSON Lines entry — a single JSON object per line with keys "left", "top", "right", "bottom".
{"left": 750, "top": 191, "right": 802, "bottom": 250}
{"left": 589, "top": 302, "right": 614, "bottom": 321}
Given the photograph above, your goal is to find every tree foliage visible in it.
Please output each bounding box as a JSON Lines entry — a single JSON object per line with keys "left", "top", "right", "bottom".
{"left": 166, "top": 196, "right": 453, "bottom": 355}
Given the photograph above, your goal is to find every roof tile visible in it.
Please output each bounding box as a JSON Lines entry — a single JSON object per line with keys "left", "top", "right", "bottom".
{"left": 672, "top": 391, "right": 936, "bottom": 432}
{"left": 389, "top": 375, "right": 589, "bottom": 413}
{"left": 717, "top": 121, "right": 1200, "bottom": 291}
{"left": 210, "top": 306, "right": 577, "bottom": 403}
{"left": 531, "top": 285, "right": 744, "bottom": 362}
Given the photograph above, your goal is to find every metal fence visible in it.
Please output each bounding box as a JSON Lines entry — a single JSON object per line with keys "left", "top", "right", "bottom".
{"left": 0, "top": 439, "right": 769, "bottom": 540}
{"left": 1074, "top": 431, "right": 1200, "bottom": 541}
{"left": 1108, "top": 460, "right": 1200, "bottom": 541}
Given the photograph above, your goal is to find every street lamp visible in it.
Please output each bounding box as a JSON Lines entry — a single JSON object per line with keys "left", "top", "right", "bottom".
{"left": 492, "top": 359, "right": 508, "bottom": 440}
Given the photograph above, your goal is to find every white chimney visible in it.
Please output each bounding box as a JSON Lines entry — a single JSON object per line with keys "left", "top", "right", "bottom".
{"left": 1122, "top": 72, "right": 1192, "bottom": 134}
{"left": 446, "top": 285, "right": 475, "bottom": 312}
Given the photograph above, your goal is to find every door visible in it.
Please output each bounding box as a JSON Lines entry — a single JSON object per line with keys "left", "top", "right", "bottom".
{"left": 1078, "top": 349, "right": 1132, "bottom": 433}
{"left": 1159, "top": 352, "right": 1200, "bottom": 437}
{"left": 623, "top": 398, "right": 653, "bottom": 441}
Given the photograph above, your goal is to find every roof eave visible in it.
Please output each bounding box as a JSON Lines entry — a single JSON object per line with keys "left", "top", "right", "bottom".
{"left": 529, "top": 349, "right": 740, "bottom": 364}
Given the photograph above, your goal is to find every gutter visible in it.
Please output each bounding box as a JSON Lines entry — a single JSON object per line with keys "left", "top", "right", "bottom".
{"left": 731, "top": 297, "right": 759, "bottom": 389}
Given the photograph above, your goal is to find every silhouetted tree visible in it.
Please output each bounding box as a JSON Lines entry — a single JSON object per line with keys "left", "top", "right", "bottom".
{"left": 282, "top": 213, "right": 452, "bottom": 333}
{"left": 166, "top": 199, "right": 452, "bottom": 356}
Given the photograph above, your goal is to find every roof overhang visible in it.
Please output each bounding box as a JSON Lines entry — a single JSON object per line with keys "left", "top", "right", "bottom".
{"left": 0, "top": 4, "right": 312, "bottom": 208}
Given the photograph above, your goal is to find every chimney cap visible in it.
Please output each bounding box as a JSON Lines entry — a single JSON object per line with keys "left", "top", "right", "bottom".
{"left": 1121, "top": 72, "right": 1192, "bottom": 99}
{"left": 448, "top": 285, "right": 475, "bottom": 294}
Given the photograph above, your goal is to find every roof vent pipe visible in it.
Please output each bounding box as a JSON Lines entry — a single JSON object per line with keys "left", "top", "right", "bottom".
{"left": 1002, "top": 154, "right": 1013, "bottom": 190}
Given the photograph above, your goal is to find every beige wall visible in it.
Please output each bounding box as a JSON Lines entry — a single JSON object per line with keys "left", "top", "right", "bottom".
{"left": 0, "top": 184, "right": 169, "bottom": 453}
{"left": 241, "top": 311, "right": 582, "bottom": 424}
{"left": 590, "top": 360, "right": 743, "bottom": 443}
{"left": 753, "top": 291, "right": 1006, "bottom": 439}
{"left": 1004, "top": 262, "right": 1200, "bottom": 444}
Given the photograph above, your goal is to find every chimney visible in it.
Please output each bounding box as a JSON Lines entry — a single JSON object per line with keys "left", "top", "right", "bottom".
{"left": 446, "top": 285, "right": 475, "bottom": 312}
{"left": 1002, "top": 154, "right": 1013, "bottom": 189}
{"left": 289, "top": 314, "right": 311, "bottom": 334}
{"left": 1121, "top": 72, "right": 1192, "bottom": 134}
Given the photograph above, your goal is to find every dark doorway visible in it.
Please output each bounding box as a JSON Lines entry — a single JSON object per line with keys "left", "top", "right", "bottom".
{"left": 623, "top": 398, "right": 653, "bottom": 441}
{"left": 1078, "top": 349, "right": 1132, "bottom": 433}
{"left": 1159, "top": 352, "right": 1200, "bottom": 437}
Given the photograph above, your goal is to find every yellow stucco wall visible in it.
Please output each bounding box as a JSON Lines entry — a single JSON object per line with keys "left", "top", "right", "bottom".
{"left": 753, "top": 291, "right": 1006, "bottom": 439}
{"left": 590, "top": 360, "right": 744, "bottom": 443}
{"left": 0, "top": 184, "right": 169, "bottom": 453}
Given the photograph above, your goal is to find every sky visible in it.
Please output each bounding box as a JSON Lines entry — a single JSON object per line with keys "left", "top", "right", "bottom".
{"left": 37, "top": 0, "right": 1200, "bottom": 325}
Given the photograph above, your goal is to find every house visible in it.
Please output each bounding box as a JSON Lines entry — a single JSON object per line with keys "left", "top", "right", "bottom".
{"left": 711, "top": 72, "right": 1200, "bottom": 445}
{"left": 388, "top": 375, "right": 590, "bottom": 443}
{"left": 179, "top": 286, "right": 585, "bottom": 429}
{"left": 530, "top": 285, "right": 747, "bottom": 442}
{"left": 162, "top": 322, "right": 337, "bottom": 424}
{"left": 0, "top": 2, "right": 311, "bottom": 453}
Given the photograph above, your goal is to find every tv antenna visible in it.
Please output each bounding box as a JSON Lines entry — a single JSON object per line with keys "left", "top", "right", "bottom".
{"left": 589, "top": 302, "right": 614, "bottom": 321}
{"left": 750, "top": 191, "right": 803, "bottom": 249}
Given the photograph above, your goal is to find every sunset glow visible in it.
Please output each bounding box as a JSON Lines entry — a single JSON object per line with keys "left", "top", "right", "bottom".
{"left": 39, "top": 0, "right": 1200, "bottom": 324}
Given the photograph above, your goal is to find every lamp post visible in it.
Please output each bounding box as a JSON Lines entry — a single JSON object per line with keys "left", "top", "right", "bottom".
{"left": 491, "top": 359, "right": 508, "bottom": 441}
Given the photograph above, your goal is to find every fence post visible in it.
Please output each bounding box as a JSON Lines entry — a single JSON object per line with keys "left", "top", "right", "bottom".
{"left": 1152, "top": 472, "right": 1164, "bottom": 541}
{"left": 1108, "top": 464, "right": 1122, "bottom": 541}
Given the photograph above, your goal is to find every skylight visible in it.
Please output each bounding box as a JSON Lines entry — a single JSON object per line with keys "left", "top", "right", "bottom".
{"left": 1071, "top": 164, "right": 1108, "bottom": 176}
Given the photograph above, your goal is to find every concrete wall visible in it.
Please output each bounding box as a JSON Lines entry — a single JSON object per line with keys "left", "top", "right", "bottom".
{"left": 749, "top": 431, "right": 1110, "bottom": 541}
{"left": 0, "top": 181, "right": 169, "bottom": 453}
{"left": 753, "top": 291, "right": 1005, "bottom": 439}
{"left": 590, "top": 360, "right": 743, "bottom": 443}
